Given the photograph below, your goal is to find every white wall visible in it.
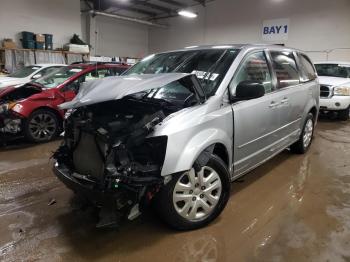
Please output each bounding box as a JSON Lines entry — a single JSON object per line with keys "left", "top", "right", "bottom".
{"left": 86, "top": 14, "right": 149, "bottom": 58}
{"left": 149, "top": 0, "right": 350, "bottom": 61}
{"left": 0, "top": 0, "right": 82, "bottom": 49}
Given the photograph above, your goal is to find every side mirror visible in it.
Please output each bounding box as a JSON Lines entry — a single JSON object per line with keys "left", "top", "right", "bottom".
{"left": 32, "top": 74, "right": 42, "bottom": 79}
{"left": 235, "top": 81, "right": 265, "bottom": 100}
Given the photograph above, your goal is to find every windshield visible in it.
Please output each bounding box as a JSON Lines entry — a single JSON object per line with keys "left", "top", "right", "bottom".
{"left": 124, "top": 48, "right": 239, "bottom": 96}
{"left": 126, "top": 75, "right": 199, "bottom": 109}
{"left": 315, "top": 63, "right": 350, "bottom": 78}
{"left": 34, "top": 66, "right": 84, "bottom": 88}
{"left": 8, "top": 66, "right": 42, "bottom": 78}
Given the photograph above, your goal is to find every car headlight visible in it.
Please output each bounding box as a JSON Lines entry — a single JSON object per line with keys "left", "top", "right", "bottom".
{"left": 334, "top": 86, "right": 350, "bottom": 96}
{"left": 0, "top": 102, "right": 20, "bottom": 114}
{"left": 12, "top": 103, "right": 23, "bottom": 113}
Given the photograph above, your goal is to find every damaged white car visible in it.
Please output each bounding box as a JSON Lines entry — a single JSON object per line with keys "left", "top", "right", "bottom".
{"left": 53, "top": 45, "right": 319, "bottom": 230}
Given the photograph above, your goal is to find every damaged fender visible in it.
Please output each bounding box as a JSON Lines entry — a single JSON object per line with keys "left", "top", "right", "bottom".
{"left": 154, "top": 104, "right": 234, "bottom": 177}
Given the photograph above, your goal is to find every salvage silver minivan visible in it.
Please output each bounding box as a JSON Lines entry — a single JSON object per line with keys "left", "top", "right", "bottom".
{"left": 53, "top": 44, "right": 319, "bottom": 230}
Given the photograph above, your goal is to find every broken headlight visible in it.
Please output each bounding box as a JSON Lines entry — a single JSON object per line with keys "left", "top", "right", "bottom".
{"left": 0, "top": 102, "right": 17, "bottom": 114}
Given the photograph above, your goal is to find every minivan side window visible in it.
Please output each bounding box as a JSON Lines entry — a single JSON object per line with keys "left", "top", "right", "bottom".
{"left": 270, "top": 51, "right": 300, "bottom": 88}
{"left": 298, "top": 54, "right": 317, "bottom": 82}
{"left": 229, "top": 51, "right": 273, "bottom": 95}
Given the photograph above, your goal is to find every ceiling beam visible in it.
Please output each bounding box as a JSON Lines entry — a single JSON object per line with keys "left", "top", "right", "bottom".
{"left": 156, "top": 0, "right": 186, "bottom": 8}
{"left": 93, "top": 0, "right": 158, "bottom": 16}
{"left": 194, "top": 0, "right": 206, "bottom": 6}
{"left": 130, "top": 0, "right": 175, "bottom": 14}
{"left": 91, "top": 11, "right": 167, "bottom": 28}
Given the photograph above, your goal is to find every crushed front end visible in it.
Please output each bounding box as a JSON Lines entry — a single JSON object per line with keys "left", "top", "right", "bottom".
{"left": 52, "top": 73, "right": 205, "bottom": 227}
{"left": 0, "top": 103, "right": 25, "bottom": 141}
{"left": 52, "top": 99, "right": 169, "bottom": 227}
{"left": 0, "top": 85, "right": 42, "bottom": 141}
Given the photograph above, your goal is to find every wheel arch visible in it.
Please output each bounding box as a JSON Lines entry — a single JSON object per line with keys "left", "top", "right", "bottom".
{"left": 161, "top": 129, "right": 233, "bottom": 177}
{"left": 309, "top": 106, "right": 318, "bottom": 121}
{"left": 212, "top": 143, "right": 230, "bottom": 168}
{"left": 29, "top": 106, "right": 63, "bottom": 129}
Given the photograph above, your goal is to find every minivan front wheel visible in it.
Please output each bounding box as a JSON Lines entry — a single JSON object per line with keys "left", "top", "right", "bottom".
{"left": 156, "top": 155, "right": 230, "bottom": 230}
{"left": 290, "top": 113, "right": 314, "bottom": 154}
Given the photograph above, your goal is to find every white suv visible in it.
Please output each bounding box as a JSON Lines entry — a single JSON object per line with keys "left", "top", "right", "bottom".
{"left": 314, "top": 62, "right": 350, "bottom": 120}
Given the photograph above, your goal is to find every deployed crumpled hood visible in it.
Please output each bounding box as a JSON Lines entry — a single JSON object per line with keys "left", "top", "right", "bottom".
{"left": 60, "top": 73, "right": 191, "bottom": 109}
{"left": 318, "top": 76, "right": 350, "bottom": 87}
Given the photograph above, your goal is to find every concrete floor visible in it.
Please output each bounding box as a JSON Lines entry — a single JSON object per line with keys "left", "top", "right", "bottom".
{"left": 0, "top": 119, "right": 350, "bottom": 262}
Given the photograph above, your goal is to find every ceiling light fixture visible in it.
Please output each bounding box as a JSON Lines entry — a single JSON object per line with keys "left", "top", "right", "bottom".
{"left": 178, "top": 10, "right": 198, "bottom": 18}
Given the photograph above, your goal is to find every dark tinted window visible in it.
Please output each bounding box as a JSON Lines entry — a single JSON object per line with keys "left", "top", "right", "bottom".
{"left": 299, "top": 54, "right": 317, "bottom": 81}
{"left": 315, "top": 63, "right": 350, "bottom": 78}
{"left": 270, "top": 51, "right": 300, "bottom": 88}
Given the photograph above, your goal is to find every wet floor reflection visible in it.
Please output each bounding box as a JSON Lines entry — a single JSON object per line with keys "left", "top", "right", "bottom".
{"left": 0, "top": 121, "right": 350, "bottom": 261}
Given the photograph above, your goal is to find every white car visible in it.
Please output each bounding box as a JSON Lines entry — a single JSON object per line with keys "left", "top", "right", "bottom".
{"left": 314, "top": 61, "right": 350, "bottom": 120}
{"left": 0, "top": 64, "right": 66, "bottom": 89}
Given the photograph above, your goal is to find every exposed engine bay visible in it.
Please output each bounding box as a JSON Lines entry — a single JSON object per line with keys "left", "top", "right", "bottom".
{"left": 53, "top": 74, "right": 203, "bottom": 227}
{"left": 0, "top": 85, "right": 41, "bottom": 103}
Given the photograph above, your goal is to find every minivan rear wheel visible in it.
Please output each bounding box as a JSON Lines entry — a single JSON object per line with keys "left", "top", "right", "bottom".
{"left": 290, "top": 113, "right": 314, "bottom": 154}
{"left": 155, "top": 154, "right": 230, "bottom": 230}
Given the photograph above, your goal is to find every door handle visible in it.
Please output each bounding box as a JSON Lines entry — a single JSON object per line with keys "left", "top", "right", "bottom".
{"left": 269, "top": 101, "right": 279, "bottom": 108}
{"left": 281, "top": 98, "right": 289, "bottom": 104}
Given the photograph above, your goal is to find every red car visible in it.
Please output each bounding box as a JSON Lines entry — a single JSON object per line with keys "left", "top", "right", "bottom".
{"left": 0, "top": 62, "right": 130, "bottom": 143}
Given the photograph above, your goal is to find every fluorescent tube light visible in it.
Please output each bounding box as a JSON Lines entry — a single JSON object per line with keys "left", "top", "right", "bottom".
{"left": 178, "top": 10, "right": 197, "bottom": 18}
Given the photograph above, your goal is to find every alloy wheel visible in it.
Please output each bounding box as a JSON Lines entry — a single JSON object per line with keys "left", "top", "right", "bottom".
{"left": 173, "top": 166, "right": 222, "bottom": 221}
{"left": 28, "top": 113, "right": 57, "bottom": 141}
{"left": 303, "top": 118, "right": 313, "bottom": 148}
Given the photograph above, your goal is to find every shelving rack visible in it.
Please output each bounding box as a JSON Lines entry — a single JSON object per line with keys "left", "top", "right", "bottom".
{"left": 0, "top": 47, "right": 90, "bottom": 73}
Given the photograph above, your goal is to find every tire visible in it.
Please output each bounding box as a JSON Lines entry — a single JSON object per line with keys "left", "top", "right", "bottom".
{"left": 338, "top": 107, "right": 349, "bottom": 121}
{"left": 290, "top": 113, "right": 314, "bottom": 154}
{"left": 155, "top": 154, "right": 230, "bottom": 230}
{"left": 24, "top": 109, "right": 60, "bottom": 143}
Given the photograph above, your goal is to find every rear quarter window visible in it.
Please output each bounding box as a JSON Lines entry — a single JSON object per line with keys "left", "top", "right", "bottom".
{"left": 298, "top": 54, "right": 317, "bottom": 82}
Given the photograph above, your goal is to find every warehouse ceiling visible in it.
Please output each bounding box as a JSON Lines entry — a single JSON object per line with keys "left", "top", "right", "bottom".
{"left": 85, "top": 0, "right": 213, "bottom": 20}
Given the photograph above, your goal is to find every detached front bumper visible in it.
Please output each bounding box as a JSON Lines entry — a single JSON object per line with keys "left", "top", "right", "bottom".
{"left": 53, "top": 161, "right": 106, "bottom": 201}
{"left": 320, "top": 96, "right": 350, "bottom": 111}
